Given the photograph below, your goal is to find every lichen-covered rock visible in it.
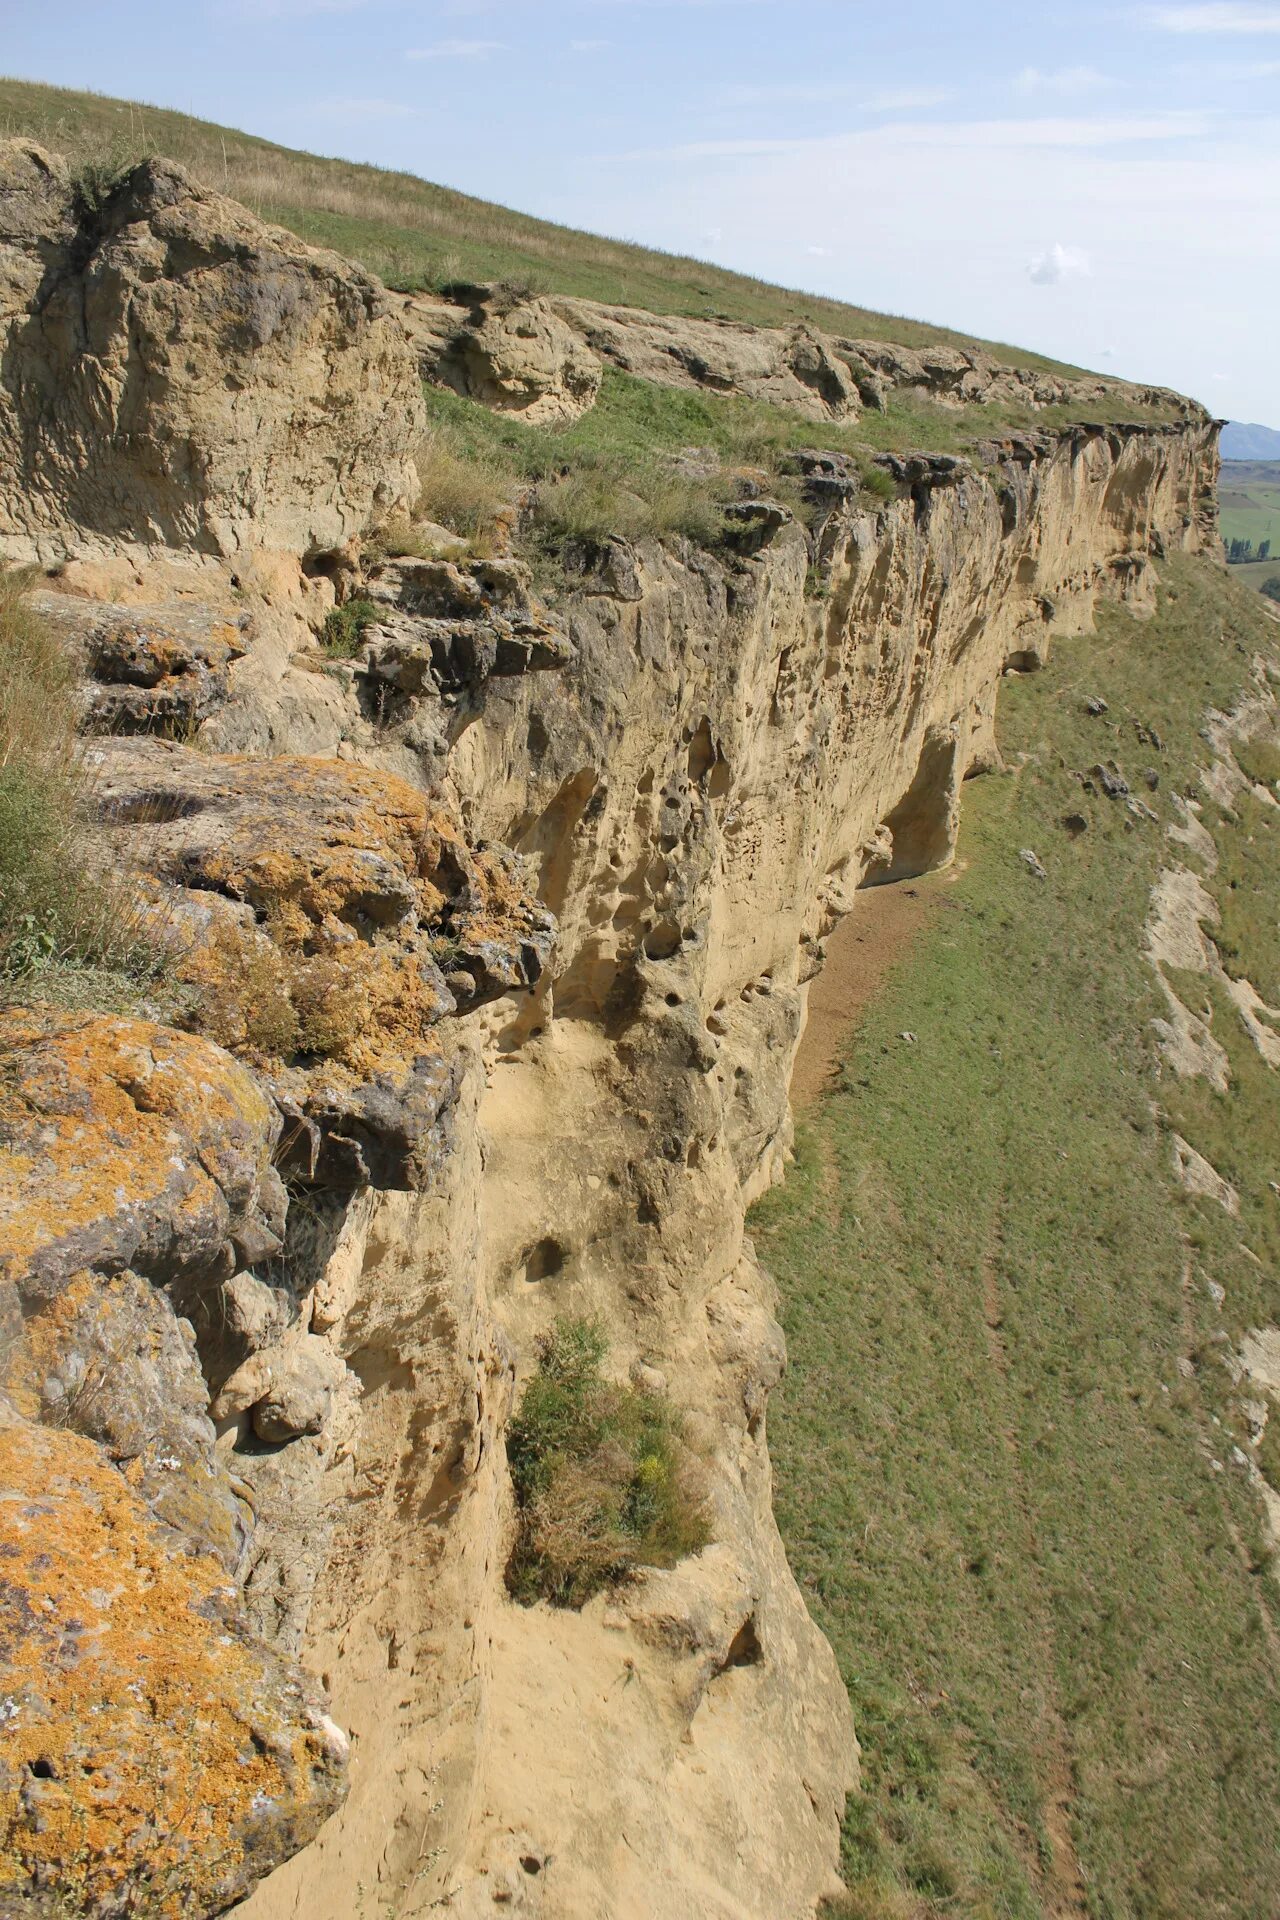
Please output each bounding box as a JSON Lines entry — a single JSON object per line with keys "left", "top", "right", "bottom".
{"left": 0, "top": 141, "right": 423, "bottom": 560}
{"left": 0, "top": 1006, "right": 285, "bottom": 1305}
{"left": 0, "top": 1398, "right": 347, "bottom": 1918}
{"left": 31, "top": 591, "right": 251, "bottom": 736}
{"left": 87, "top": 739, "right": 553, "bottom": 1186}
{"left": 8, "top": 1266, "right": 248, "bottom": 1569}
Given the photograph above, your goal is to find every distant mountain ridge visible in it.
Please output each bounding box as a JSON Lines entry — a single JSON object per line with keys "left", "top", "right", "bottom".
{"left": 1221, "top": 421, "right": 1280, "bottom": 460}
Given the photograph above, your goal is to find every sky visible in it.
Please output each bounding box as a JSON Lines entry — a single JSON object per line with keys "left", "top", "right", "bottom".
{"left": 4, "top": 0, "right": 1279, "bottom": 424}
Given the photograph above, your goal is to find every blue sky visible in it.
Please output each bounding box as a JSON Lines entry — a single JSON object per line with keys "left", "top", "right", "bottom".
{"left": 5, "top": 0, "right": 1279, "bottom": 422}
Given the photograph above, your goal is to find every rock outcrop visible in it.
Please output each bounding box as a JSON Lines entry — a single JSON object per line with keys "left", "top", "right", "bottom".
{"left": 0, "top": 145, "right": 1223, "bottom": 1920}
{"left": 0, "top": 141, "right": 423, "bottom": 561}
{"left": 398, "top": 280, "right": 1185, "bottom": 426}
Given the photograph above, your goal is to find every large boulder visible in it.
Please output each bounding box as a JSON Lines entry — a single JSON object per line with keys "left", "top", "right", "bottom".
{"left": 0, "top": 141, "right": 424, "bottom": 560}
{"left": 396, "top": 285, "right": 602, "bottom": 424}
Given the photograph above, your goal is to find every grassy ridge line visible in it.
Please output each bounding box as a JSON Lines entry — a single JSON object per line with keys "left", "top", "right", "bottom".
{"left": 0, "top": 76, "right": 1086, "bottom": 377}
{"left": 754, "top": 555, "right": 1280, "bottom": 1918}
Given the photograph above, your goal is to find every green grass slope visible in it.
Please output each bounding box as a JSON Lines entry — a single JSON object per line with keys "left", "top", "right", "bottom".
{"left": 0, "top": 76, "right": 1082, "bottom": 375}
{"left": 1220, "top": 461, "right": 1280, "bottom": 563}
{"left": 754, "top": 556, "right": 1280, "bottom": 1919}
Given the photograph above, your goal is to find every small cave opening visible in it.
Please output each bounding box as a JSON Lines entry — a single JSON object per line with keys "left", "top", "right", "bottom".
{"left": 863, "top": 728, "right": 960, "bottom": 887}
{"left": 720, "top": 1616, "right": 763, "bottom": 1671}
{"left": 519, "top": 1237, "right": 566, "bottom": 1285}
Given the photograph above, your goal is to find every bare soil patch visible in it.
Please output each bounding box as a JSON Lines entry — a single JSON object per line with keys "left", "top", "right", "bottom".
{"left": 791, "top": 880, "right": 937, "bottom": 1107}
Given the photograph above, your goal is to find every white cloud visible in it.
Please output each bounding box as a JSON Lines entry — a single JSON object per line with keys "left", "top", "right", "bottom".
{"left": 1144, "top": 4, "right": 1280, "bottom": 29}
{"left": 405, "top": 38, "right": 507, "bottom": 59}
{"left": 1027, "top": 242, "right": 1092, "bottom": 285}
{"left": 807, "top": 244, "right": 831, "bottom": 256}
{"left": 859, "top": 87, "right": 952, "bottom": 111}
{"left": 613, "top": 113, "right": 1212, "bottom": 163}
{"left": 1015, "top": 65, "right": 1116, "bottom": 94}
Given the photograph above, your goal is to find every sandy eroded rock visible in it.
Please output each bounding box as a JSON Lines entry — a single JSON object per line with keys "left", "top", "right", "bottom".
{"left": 0, "top": 141, "right": 423, "bottom": 560}
{"left": 397, "top": 286, "right": 602, "bottom": 424}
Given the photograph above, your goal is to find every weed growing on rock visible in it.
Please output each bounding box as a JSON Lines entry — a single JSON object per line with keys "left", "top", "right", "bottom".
{"left": 0, "top": 571, "right": 164, "bottom": 996}
{"left": 505, "top": 1317, "right": 708, "bottom": 1606}
{"left": 320, "top": 597, "right": 380, "bottom": 659}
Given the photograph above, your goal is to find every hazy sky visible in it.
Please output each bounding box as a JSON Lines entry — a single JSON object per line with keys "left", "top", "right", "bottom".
{"left": 5, "top": 0, "right": 1279, "bottom": 422}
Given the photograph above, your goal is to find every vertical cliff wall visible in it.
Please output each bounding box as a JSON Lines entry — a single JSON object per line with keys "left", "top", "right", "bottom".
{"left": 236, "top": 423, "right": 1219, "bottom": 1919}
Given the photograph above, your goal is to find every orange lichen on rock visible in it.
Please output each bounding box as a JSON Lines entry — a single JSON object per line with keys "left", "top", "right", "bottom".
{"left": 0, "top": 1006, "right": 283, "bottom": 1299}
{"left": 0, "top": 1403, "right": 347, "bottom": 1916}
{"left": 91, "top": 741, "right": 555, "bottom": 1089}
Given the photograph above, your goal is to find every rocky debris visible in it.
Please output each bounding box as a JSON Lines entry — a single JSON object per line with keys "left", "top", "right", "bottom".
{"left": 0, "top": 1398, "right": 348, "bottom": 1919}
{"left": 32, "top": 591, "right": 251, "bottom": 735}
{"left": 358, "top": 554, "right": 570, "bottom": 754}
{"left": 395, "top": 285, "right": 602, "bottom": 424}
{"left": 1084, "top": 694, "right": 1109, "bottom": 716}
{"left": 720, "top": 499, "right": 794, "bottom": 556}
{"left": 1020, "top": 848, "right": 1048, "bottom": 882}
{"left": 782, "top": 447, "right": 866, "bottom": 511}
{"left": 0, "top": 142, "right": 423, "bottom": 560}
{"left": 1093, "top": 760, "right": 1131, "bottom": 799}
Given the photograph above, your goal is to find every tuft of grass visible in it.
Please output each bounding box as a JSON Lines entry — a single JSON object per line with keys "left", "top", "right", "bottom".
{"left": 320, "top": 597, "right": 381, "bottom": 659}
{"left": 506, "top": 1317, "right": 709, "bottom": 1607}
{"left": 0, "top": 570, "right": 163, "bottom": 996}
{"left": 756, "top": 556, "right": 1280, "bottom": 1918}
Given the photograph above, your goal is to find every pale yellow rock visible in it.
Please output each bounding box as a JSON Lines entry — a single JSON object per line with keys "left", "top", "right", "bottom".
{"left": 0, "top": 142, "right": 424, "bottom": 561}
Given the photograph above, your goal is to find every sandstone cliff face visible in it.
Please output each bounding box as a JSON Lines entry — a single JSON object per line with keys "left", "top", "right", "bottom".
{"left": 235, "top": 420, "right": 1217, "bottom": 1920}
{"left": 0, "top": 146, "right": 1221, "bottom": 1920}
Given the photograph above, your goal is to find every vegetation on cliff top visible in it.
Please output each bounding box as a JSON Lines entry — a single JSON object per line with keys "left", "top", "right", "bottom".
{"left": 756, "top": 556, "right": 1280, "bottom": 1919}
{"left": 506, "top": 1317, "right": 709, "bottom": 1607}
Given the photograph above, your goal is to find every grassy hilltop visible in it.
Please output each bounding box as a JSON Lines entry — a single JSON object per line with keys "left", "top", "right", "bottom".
{"left": 0, "top": 76, "right": 1083, "bottom": 373}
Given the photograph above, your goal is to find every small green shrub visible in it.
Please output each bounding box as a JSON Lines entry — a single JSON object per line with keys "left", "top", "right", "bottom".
{"left": 506, "top": 1317, "right": 709, "bottom": 1607}
{"left": 859, "top": 462, "right": 897, "bottom": 503}
{"left": 1260, "top": 575, "right": 1280, "bottom": 605}
{"left": 321, "top": 597, "right": 380, "bottom": 658}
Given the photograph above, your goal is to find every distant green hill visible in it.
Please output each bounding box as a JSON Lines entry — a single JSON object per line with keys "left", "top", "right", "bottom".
{"left": 1219, "top": 460, "right": 1280, "bottom": 566}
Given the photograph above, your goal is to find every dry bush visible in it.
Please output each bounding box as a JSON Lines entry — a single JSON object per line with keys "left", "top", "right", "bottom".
{"left": 414, "top": 429, "right": 517, "bottom": 543}
{"left": 506, "top": 1317, "right": 709, "bottom": 1607}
